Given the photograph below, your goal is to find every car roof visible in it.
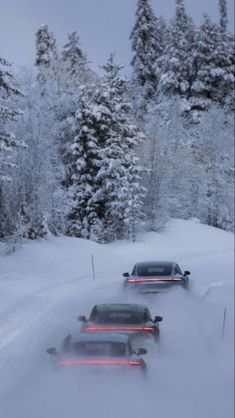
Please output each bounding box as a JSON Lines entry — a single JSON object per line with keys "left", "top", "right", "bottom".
{"left": 94, "top": 303, "right": 148, "bottom": 313}
{"left": 72, "top": 333, "right": 129, "bottom": 344}
{"left": 135, "top": 261, "right": 175, "bottom": 267}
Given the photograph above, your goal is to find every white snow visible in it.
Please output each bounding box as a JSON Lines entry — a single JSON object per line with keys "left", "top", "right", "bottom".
{"left": 0, "top": 218, "right": 234, "bottom": 418}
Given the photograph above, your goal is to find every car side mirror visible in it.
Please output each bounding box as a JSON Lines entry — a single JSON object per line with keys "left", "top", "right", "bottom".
{"left": 78, "top": 315, "right": 87, "bottom": 322}
{"left": 137, "top": 348, "right": 147, "bottom": 355}
{"left": 184, "top": 271, "right": 191, "bottom": 276}
{"left": 123, "top": 272, "right": 129, "bottom": 277}
{"left": 46, "top": 347, "right": 57, "bottom": 355}
{"left": 154, "top": 316, "right": 163, "bottom": 323}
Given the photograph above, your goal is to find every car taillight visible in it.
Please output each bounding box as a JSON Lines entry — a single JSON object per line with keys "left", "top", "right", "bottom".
{"left": 142, "top": 326, "right": 157, "bottom": 332}
{"left": 58, "top": 359, "right": 142, "bottom": 366}
{"left": 84, "top": 325, "right": 156, "bottom": 333}
{"left": 127, "top": 277, "right": 182, "bottom": 283}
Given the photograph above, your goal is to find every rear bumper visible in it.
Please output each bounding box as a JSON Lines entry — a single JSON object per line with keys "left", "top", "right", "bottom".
{"left": 82, "top": 328, "right": 159, "bottom": 337}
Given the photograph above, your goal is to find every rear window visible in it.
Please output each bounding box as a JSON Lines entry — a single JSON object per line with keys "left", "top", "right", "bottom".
{"left": 72, "top": 341, "right": 126, "bottom": 356}
{"left": 136, "top": 264, "right": 172, "bottom": 276}
{"left": 93, "top": 311, "right": 145, "bottom": 324}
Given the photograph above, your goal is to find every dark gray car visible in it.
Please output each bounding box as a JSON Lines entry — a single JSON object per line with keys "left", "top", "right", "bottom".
{"left": 78, "top": 303, "right": 162, "bottom": 341}
{"left": 46, "top": 333, "right": 147, "bottom": 374}
{"left": 123, "top": 261, "right": 191, "bottom": 294}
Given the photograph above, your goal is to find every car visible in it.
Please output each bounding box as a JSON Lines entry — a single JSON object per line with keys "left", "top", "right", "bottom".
{"left": 46, "top": 333, "right": 147, "bottom": 374}
{"left": 123, "top": 261, "right": 191, "bottom": 294}
{"left": 78, "top": 303, "right": 162, "bottom": 341}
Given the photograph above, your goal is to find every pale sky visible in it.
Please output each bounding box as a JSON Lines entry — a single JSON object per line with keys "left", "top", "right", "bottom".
{"left": 0, "top": 0, "right": 234, "bottom": 73}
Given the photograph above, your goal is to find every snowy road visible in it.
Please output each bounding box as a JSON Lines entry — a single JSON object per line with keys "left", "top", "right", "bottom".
{"left": 0, "top": 219, "right": 234, "bottom": 418}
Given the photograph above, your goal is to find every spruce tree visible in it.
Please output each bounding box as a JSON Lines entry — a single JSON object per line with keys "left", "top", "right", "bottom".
{"left": 0, "top": 57, "right": 23, "bottom": 182}
{"left": 191, "top": 15, "right": 234, "bottom": 108}
{"left": 35, "top": 24, "right": 58, "bottom": 86}
{"left": 130, "top": 0, "right": 159, "bottom": 101}
{"left": 159, "top": 0, "right": 195, "bottom": 98}
{"left": 95, "top": 55, "right": 145, "bottom": 241}
{"left": 67, "top": 93, "right": 101, "bottom": 239}
{"left": 35, "top": 24, "right": 57, "bottom": 68}
{"left": 59, "top": 33, "right": 96, "bottom": 189}
{"left": 67, "top": 56, "right": 145, "bottom": 242}
{"left": 219, "top": 0, "right": 228, "bottom": 33}
{"left": 62, "top": 32, "right": 87, "bottom": 81}
{"left": 61, "top": 31, "right": 96, "bottom": 93}
{"left": 0, "top": 58, "right": 25, "bottom": 238}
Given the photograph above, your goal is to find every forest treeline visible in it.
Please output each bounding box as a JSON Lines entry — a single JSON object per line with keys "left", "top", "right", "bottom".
{"left": 0, "top": 0, "right": 234, "bottom": 244}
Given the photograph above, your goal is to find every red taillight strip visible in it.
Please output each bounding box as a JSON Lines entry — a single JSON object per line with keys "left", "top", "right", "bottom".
{"left": 84, "top": 325, "right": 156, "bottom": 332}
{"left": 127, "top": 277, "right": 182, "bottom": 283}
{"left": 58, "top": 359, "right": 142, "bottom": 366}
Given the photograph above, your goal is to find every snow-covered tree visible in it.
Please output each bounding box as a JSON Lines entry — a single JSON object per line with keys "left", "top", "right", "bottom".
{"left": 95, "top": 55, "right": 145, "bottom": 241}
{"left": 57, "top": 33, "right": 98, "bottom": 191}
{"left": 62, "top": 32, "right": 84, "bottom": 70}
{"left": 61, "top": 32, "right": 88, "bottom": 86}
{"left": 190, "top": 15, "right": 234, "bottom": 109}
{"left": 130, "top": 0, "right": 160, "bottom": 102}
{"left": 219, "top": 0, "right": 228, "bottom": 33}
{"left": 66, "top": 93, "right": 101, "bottom": 239}
{"left": 0, "top": 58, "right": 25, "bottom": 238}
{"left": 142, "top": 90, "right": 234, "bottom": 232}
{"left": 188, "top": 105, "right": 234, "bottom": 230}
{"left": 0, "top": 57, "right": 24, "bottom": 183}
{"left": 35, "top": 24, "right": 57, "bottom": 68}
{"left": 55, "top": 92, "right": 79, "bottom": 190}
{"left": 67, "top": 56, "right": 145, "bottom": 242}
{"left": 35, "top": 24, "right": 58, "bottom": 86}
{"left": 159, "top": 0, "right": 195, "bottom": 98}
{"left": 8, "top": 68, "right": 66, "bottom": 240}
{"left": 1, "top": 1, "right": 234, "bottom": 244}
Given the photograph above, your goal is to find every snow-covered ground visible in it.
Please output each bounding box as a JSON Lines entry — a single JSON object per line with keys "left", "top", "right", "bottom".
{"left": 0, "top": 219, "right": 234, "bottom": 418}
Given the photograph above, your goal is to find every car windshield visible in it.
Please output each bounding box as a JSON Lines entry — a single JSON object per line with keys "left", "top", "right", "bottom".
{"left": 93, "top": 311, "right": 145, "bottom": 324}
{"left": 72, "top": 341, "right": 126, "bottom": 357}
{"left": 136, "top": 264, "right": 172, "bottom": 276}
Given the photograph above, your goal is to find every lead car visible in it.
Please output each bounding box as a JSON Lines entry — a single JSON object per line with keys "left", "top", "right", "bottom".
{"left": 46, "top": 333, "right": 147, "bottom": 375}
{"left": 123, "top": 261, "right": 191, "bottom": 294}
{"left": 78, "top": 303, "right": 163, "bottom": 342}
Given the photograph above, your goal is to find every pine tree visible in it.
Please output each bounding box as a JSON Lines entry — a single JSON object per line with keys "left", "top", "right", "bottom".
{"left": 123, "top": 154, "right": 145, "bottom": 242}
{"left": 58, "top": 33, "right": 97, "bottom": 190}
{"left": 35, "top": 24, "right": 58, "bottom": 86}
{"left": 191, "top": 15, "right": 234, "bottom": 108}
{"left": 35, "top": 24, "right": 57, "bottom": 68}
{"left": 155, "top": 16, "right": 168, "bottom": 68}
{"left": 0, "top": 58, "right": 25, "bottom": 238}
{"left": 159, "top": 0, "right": 195, "bottom": 98}
{"left": 61, "top": 32, "right": 87, "bottom": 82}
{"left": 66, "top": 93, "right": 101, "bottom": 239}
{"left": 95, "top": 55, "right": 145, "bottom": 241}
{"left": 61, "top": 31, "right": 97, "bottom": 94}
{"left": 219, "top": 0, "right": 228, "bottom": 33}
{"left": 130, "top": 0, "right": 159, "bottom": 101}
{"left": 0, "top": 57, "right": 24, "bottom": 183}
{"left": 67, "top": 56, "right": 145, "bottom": 242}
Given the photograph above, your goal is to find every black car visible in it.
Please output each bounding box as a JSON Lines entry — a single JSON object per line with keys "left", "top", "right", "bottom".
{"left": 123, "top": 261, "right": 191, "bottom": 294}
{"left": 46, "top": 333, "right": 147, "bottom": 374}
{"left": 78, "top": 303, "right": 162, "bottom": 341}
